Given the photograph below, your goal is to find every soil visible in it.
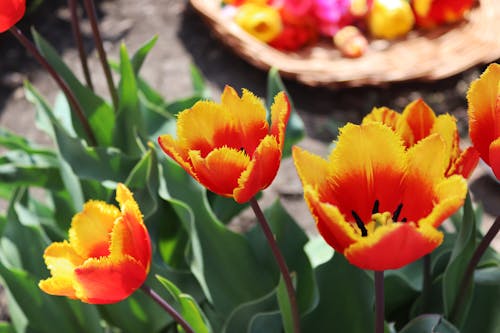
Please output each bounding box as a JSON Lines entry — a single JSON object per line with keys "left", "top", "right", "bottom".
{"left": 0, "top": 0, "right": 499, "bottom": 322}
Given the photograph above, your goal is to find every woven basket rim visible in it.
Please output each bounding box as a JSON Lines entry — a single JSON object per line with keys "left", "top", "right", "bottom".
{"left": 190, "top": 0, "right": 500, "bottom": 87}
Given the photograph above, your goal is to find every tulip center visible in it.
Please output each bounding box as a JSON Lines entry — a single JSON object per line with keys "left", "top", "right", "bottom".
{"left": 351, "top": 200, "right": 407, "bottom": 237}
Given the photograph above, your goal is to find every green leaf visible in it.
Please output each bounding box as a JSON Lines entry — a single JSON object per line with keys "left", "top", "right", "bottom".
{"left": 0, "top": 127, "right": 54, "bottom": 156}
{"left": 443, "top": 192, "right": 477, "bottom": 326}
{"left": 131, "top": 36, "right": 158, "bottom": 74}
{"left": 301, "top": 254, "right": 374, "bottom": 332}
{"left": 31, "top": 29, "right": 115, "bottom": 146}
{"left": 461, "top": 267, "right": 500, "bottom": 333}
{"left": 99, "top": 291, "right": 168, "bottom": 333}
{"left": 124, "top": 147, "right": 158, "bottom": 219}
{"left": 161, "top": 157, "right": 275, "bottom": 317}
{"left": 249, "top": 312, "right": 283, "bottom": 333}
{"left": 207, "top": 192, "right": 249, "bottom": 224}
{"left": 266, "top": 68, "right": 304, "bottom": 158}
{"left": 190, "top": 65, "right": 211, "bottom": 99}
{"left": 156, "top": 275, "right": 211, "bottom": 333}
{"left": 0, "top": 322, "right": 15, "bottom": 333}
{"left": 137, "top": 78, "right": 175, "bottom": 140}
{"left": 223, "top": 287, "right": 279, "bottom": 333}
{"left": 399, "top": 314, "right": 459, "bottom": 333}
{"left": 113, "top": 43, "right": 144, "bottom": 155}
{"left": 277, "top": 276, "right": 294, "bottom": 333}
{"left": 26, "top": 82, "right": 139, "bottom": 184}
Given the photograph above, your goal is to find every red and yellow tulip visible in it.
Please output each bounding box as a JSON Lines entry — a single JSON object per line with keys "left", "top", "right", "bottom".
{"left": 39, "top": 184, "right": 151, "bottom": 304}
{"left": 158, "top": 86, "right": 290, "bottom": 203}
{"left": 362, "top": 99, "right": 479, "bottom": 178}
{"left": 0, "top": 0, "right": 25, "bottom": 32}
{"left": 467, "top": 63, "right": 500, "bottom": 180}
{"left": 293, "top": 122, "right": 467, "bottom": 270}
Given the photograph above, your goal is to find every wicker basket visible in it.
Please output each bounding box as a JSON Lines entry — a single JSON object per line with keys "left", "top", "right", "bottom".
{"left": 189, "top": 0, "right": 500, "bottom": 87}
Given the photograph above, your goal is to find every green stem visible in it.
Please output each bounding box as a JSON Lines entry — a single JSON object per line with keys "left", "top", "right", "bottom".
{"left": 249, "top": 198, "right": 301, "bottom": 333}
{"left": 9, "top": 25, "right": 97, "bottom": 146}
{"left": 82, "top": 0, "right": 119, "bottom": 109}
{"left": 422, "top": 254, "right": 432, "bottom": 314}
{"left": 449, "top": 216, "right": 500, "bottom": 322}
{"left": 140, "top": 284, "right": 194, "bottom": 333}
{"left": 67, "top": 0, "right": 94, "bottom": 90}
{"left": 375, "top": 271, "right": 384, "bottom": 333}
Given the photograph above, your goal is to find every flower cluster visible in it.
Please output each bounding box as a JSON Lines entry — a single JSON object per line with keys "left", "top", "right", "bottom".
{"left": 222, "top": 0, "right": 476, "bottom": 57}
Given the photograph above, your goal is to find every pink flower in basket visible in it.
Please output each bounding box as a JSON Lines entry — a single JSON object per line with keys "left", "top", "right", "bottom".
{"left": 312, "top": 0, "right": 354, "bottom": 36}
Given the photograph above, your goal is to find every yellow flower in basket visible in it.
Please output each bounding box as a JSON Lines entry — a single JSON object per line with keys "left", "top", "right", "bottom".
{"left": 234, "top": 3, "right": 283, "bottom": 43}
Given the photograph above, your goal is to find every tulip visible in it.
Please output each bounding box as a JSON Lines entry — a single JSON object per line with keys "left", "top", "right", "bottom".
{"left": 0, "top": 0, "right": 25, "bottom": 33}
{"left": 467, "top": 63, "right": 500, "bottom": 180}
{"left": 362, "top": 99, "right": 479, "bottom": 178}
{"left": 158, "top": 86, "right": 290, "bottom": 203}
{"left": 293, "top": 122, "right": 467, "bottom": 270}
{"left": 39, "top": 184, "right": 151, "bottom": 304}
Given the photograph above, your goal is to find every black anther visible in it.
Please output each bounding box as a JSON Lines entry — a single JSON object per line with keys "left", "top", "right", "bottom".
{"left": 351, "top": 210, "right": 368, "bottom": 237}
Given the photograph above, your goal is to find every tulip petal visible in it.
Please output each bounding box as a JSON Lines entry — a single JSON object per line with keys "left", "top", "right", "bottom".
{"left": 489, "top": 137, "right": 500, "bottom": 180}
{"left": 467, "top": 63, "right": 500, "bottom": 164}
{"left": 189, "top": 147, "right": 250, "bottom": 197}
{"left": 234, "top": 135, "right": 281, "bottom": 203}
{"left": 448, "top": 146, "right": 480, "bottom": 178}
{"left": 345, "top": 222, "right": 443, "bottom": 270}
{"left": 221, "top": 86, "right": 269, "bottom": 155}
{"left": 75, "top": 256, "right": 146, "bottom": 304}
{"left": 158, "top": 134, "right": 197, "bottom": 178}
{"left": 328, "top": 123, "right": 406, "bottom": 222}
{"left": 269, "top": 92, "right": 291, "bottom": 149}
{"left": 69, "top": 201, "right": 120, "bottom": 258}
{"left": 177, "top": 101, "right": 237, "bottom": 156}
{"left": 304, "top": 188, "right": 359, "bottom": 252}
{"left": 397, "top": 99, "right": 436, "bottom": 146}
{"left": 292, "top": 145, "right": 332, "bottom": 191}
{"left": 0, "top": 0, "right": 25, "bottom": 33}
{"left": 39, "top": 242, "right": 84, "bottom": 299}
{"left": 362, "top": 106, "right": 400, "bottom": 130}
{"left": 402, "top": 133, "right": 447, "bottom": 221}
{"left": 419, "top": 175, "right": 467, "bottom": 228}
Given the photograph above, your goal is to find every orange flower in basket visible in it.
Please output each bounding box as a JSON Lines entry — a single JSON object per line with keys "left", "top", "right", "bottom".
{"left": 0, "top": 0, "right": 25, "bottom": 32}
{"left": 362, "top": 99, "right": 479, "bottom": 178}
{"left": 39, "top": 184, "right": 151, "bottom": 304}
{"left": 412, "top": 0, "right": 475, "bottom": 28}
{"left": 158, "top": 86, "right": 290, "bottom": 203}
{"left": 467, "top": 63, "right": 500, "bottom": 180}
{"left": 293, "top": 122, "right": 467, "bottom": 270}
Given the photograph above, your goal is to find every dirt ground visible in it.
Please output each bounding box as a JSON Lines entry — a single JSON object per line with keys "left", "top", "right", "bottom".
{"left": 0, "top": 0, "right": 499, "bottom": 319}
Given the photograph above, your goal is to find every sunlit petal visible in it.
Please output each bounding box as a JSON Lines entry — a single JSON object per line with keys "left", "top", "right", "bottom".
{"left": 234, "top": 135, "right": 281, "bottom": 203}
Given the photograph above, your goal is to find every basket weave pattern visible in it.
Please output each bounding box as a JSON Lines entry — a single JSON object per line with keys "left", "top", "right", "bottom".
{"left": 190, "top": 0, "right": 500, "bottom": 87}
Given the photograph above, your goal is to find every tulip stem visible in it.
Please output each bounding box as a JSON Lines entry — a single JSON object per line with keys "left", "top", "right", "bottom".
{"left": 250, "top": 198, "right": 301, "bottom": 333}
{"left": 82, "top": 0, "right": 119, "bottom": 109}
{"left": 449, "top": 216, "right": 500, "bottom": 323}
{"left": 140, "top": 284, "right": 194, "bottom": 333}
{"left": 9, "top": 25, "right": 97, "bottom": 146}
{"left": 67, "top": 0, "right": 94, "bottom": 90}
{"left": 374, "top": 270, "right": 384, "bottom": 333}
{"left": 422, "top": 254, "right": 432, "bottom": 314}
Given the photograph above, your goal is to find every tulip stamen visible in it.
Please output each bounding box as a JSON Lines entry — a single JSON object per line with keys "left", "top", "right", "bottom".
{"left": 393, "top": 203, "right": 403, "bottom": 221}
{"left": 351, "top": 210, "right": 368, "bottom": 237}
{"left": 372, "top": 199, "right": 380, "bottom": 214}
